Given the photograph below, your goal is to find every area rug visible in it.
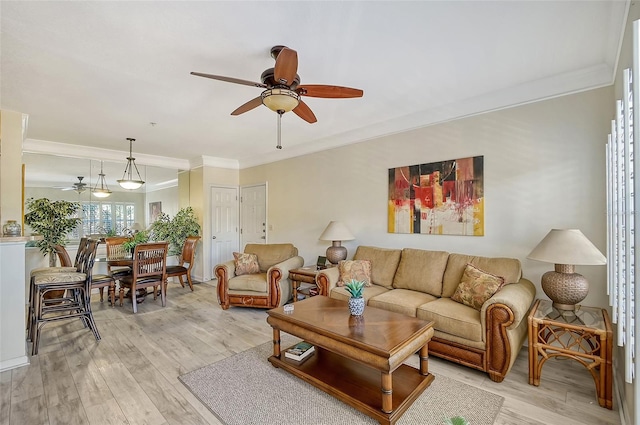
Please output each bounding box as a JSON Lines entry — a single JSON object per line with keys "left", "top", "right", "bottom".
{"left": 179, "top": 337, "right": 504, "bottom": 425}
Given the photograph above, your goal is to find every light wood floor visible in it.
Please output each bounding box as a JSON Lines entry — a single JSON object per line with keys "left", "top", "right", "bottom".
{"left": 0, "top": 280, "right": 623, "bottom": 425}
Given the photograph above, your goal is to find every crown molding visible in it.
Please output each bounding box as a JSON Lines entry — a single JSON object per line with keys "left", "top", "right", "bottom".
{"left": 23, "top": 138, "right": 191, "bottom": 170}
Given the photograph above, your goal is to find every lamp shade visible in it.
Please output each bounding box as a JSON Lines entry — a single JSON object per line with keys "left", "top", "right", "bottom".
{"left": 527, "top": 229, "right": 606, "bottom": 265}
{"left": 319, "top": 221, "right": 355, "bottom": 242}
{"left": 131, "top": 222, "right": 144, "bottom": 232}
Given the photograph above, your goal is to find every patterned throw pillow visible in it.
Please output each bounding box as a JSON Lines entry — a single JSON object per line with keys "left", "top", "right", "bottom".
{"left": 337, "top": 260, "right": 372, "bottom": 287}
{"left": 451, "top": 263, "right": 505, "bottom": 311}
{"left": 233, "top": 252, "right": 260, "bottom": 276}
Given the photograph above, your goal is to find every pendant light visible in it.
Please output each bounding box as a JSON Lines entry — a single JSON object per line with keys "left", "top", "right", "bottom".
{"left": 117, "top": 138, "right": 145, "bottom": 190}
{"left": 92, "top": 161, "right": 112, "bottom": 198}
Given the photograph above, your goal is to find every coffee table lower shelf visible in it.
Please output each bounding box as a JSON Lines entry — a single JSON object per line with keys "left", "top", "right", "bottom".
{"left": 268, "top": 347, "right": 434, "bottom": 425}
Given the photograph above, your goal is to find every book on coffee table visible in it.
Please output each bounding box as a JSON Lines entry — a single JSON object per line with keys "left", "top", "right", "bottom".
{"left": 284, "top": 341, "right": 315, "bottom": 361}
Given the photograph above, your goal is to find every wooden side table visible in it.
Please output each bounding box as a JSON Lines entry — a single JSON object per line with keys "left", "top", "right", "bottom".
{"left": 289, "top": 266, "right": 323, "bottom": 302}
{"left": 528, "top": 299, "right": 613, "bottom": 409}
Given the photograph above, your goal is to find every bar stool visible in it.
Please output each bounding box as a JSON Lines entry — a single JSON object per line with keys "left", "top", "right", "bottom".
{"left": 30, "top": 240, "right": 101, "bottom": 355}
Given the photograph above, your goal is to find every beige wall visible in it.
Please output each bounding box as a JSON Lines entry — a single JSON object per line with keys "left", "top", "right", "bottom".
{"left": 145, "top": 186, "right": 179, "bottom": 227}
{"left": 243, "top": 86, "right": 611, "bottom": 307}
{"left": 0, "top": 110, "right": 26, "bottom": 231}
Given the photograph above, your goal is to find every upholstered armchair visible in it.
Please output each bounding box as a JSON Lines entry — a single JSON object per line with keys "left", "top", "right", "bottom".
{"left": 215, "top": 243, "right": 304, "bottom": 310}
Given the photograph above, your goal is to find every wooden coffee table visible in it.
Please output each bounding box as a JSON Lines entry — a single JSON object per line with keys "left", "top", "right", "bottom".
{"left": 267, "top": 296, "right": 435, "bottom": 425}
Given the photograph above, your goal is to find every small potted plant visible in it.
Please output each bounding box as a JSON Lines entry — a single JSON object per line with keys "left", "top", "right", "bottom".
{"left": 122, "top": 230, "right": 150, "bottom": 253}
{"left": 444, "top": 416, "right": 469, "bottom": 425}
{"left": 344, "top": 279, "right": 366, "bottom": 316}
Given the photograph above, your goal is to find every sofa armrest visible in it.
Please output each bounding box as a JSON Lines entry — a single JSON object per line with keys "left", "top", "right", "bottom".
{"left": 316, "top": 267, "right": 340, "bottom": 296}
{"left": 481, "top": 278, "right": 536, "bottom": 330}
{"left": 267, "top": 255, "right": 305, "bottom": 282}
{"left": 214, "top": 260, "right": 236, "bottom": 309}
{"left": 479, "top": 277, "right": 536, "bottom": 382}
{"left": 267, "top": 255, "right": 305, "bottom": 307}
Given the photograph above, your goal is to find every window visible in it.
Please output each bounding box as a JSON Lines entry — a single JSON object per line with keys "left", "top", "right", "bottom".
{"left": 607, "top": 65, "right": 636, "bottom": 384}
{"left": 75, "top": 201, "right": 135, "bottom": 239}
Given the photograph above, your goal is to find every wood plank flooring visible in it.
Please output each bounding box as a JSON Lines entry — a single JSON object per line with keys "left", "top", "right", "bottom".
{"left": 0, "top": 281, "right": 623, "bottom": 425}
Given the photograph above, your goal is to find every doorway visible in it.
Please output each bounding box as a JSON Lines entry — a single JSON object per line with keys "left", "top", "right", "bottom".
{"left": 240, "top": 183, "right": 267, "bottom": 248}
{"left": 210, "top": 186, "right": 239, "bottom": 271}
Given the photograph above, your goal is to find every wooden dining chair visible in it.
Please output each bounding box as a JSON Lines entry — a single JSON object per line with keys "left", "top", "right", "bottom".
{"left": 119, "top": 242, "right": 169, "bottom": 313}
{"left": 165, "top": 236, "right": 200, "bottom": 291}
{"left": 105, "top": 236, "right": 131, "bottom": 278}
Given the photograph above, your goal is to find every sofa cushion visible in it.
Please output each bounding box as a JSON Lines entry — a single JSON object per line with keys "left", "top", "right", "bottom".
{"left": 228, "top": 273, "right": 268, "bottom": 293}
{"left": 244, "top": 243, "right": 298, "bottom": 272}
{"left": 233, "top": 252, "right": 260, "bottom": 276}
{"left": 330, "top": 284, "right": 389, "bottom": 303}
{"left": 368, "top": 289, "right": 438, "bottom": 317}
{"left": 353, "top": 246, "right": 402, "bottom": 289}
{"left": 392, "top": 248, "right": 449, "bottom": 296}
{"left": 417, "top": 298, "right": 483, "bottom": 342}
{"left": 441, "top": 253, "right": 522, "bottom": 298}
{"left": 451, "top": 264, "right": 505, "bottom": 310}
{"left": 338, "top": 260, "right": 372, "bottom": 286}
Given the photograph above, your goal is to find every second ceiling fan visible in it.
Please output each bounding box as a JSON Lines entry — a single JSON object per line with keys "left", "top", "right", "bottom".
{"left": 191, "top": 45, "right": 364, "bottom": 148}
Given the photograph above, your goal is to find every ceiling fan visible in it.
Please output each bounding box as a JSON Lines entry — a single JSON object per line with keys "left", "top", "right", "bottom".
{"left": 191, "top": 45, "right": 363, "bottom": 148}
{"left": 54, "top": 176, "right": 87, "bottom": 193}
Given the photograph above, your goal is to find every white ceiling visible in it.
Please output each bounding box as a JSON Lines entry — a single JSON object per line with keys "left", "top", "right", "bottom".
{"left": 1, "top": 1, "right": 629, "bottom": 171}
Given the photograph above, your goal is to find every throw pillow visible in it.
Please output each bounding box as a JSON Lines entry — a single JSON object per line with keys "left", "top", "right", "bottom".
{"left": 451, "top": 263, "right": 505, "bottom": 310}
{"left": 233, "top": 252, "right": 260, "bottom": 276}
{"left": 337, "top": 259, "right": 372, "bottom": 287}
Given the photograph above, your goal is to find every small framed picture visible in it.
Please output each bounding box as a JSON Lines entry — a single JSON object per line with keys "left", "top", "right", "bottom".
{"left": 316, "top": 256, "right": 327, "bottom": 270}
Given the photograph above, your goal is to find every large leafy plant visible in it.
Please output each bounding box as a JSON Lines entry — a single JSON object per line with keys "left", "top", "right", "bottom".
{"left": 149, "top": 207, "right": 201, "bottom": 256}
{"left": 24, "top": 198, "right": 82, "bottom": 266}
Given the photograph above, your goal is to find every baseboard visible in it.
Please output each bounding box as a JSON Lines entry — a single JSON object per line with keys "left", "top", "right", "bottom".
{"left": 613, "top": 358, "right": 631, "bottom": 425}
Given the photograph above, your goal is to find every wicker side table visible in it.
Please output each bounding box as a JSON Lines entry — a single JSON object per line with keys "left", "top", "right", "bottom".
{"left": 527, "top": 298, "right": 613, "bottom": 409}
{"left": 290, "top": 266, "right": 322, "bottom": 302}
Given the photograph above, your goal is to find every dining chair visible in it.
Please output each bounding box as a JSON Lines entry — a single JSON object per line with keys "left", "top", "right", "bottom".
{"left": 165, "top": 236, "right": 200, "bottom": 291}
{"left": 105, "top": 236, "right": 132, "bottom": 279}
{"left": 27, "top": 238, "right": 91, "bottom": 338}
{"left": 30, "top": 239, "right": 101, "bottom": 355}
{"left": 119, "top": 242, "right": 169, "bottom": 313}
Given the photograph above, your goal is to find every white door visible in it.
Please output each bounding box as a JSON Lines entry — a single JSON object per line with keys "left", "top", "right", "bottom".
{"left": 211, "top": 186, "right": 239, "bottom": 269}
{"left": 240, "top": 184, "right": 267, "bottom": 248}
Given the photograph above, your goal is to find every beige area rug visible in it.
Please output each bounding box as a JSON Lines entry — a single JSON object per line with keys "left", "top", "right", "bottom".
{"left": 179, "top": 337, "right": 504, "bottom": 425}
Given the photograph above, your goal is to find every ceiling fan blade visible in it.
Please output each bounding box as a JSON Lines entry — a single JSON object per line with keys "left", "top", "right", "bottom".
{"left": 231, "top": 97, "right": 263, "bottom": 116}
{"left": 274, "top": 48, "right": 298, "bottom": 86}
{"left": 190, "top": 72, "right": 267, "bottom": 88}
{"left": 293, "top": 100, "right": 317, "bottom": 123}
{"left": 297, "top": 85, "right": 363, "bottom": 98}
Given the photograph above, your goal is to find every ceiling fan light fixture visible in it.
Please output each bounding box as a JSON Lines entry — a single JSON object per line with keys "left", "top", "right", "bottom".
{"left": 92, "top": 160, "right": 112, "bottom": 198}
{"left": 74, "top": 176, "right": 87, "bottom": 194}
{"left": 117, "top": 138, "right": 145, "bottom": 190}
{"left": 261, "top": 88, "right": 299, "bottom": 112}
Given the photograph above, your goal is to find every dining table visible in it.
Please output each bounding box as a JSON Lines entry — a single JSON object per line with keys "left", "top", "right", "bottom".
{"left": 102, "top": 257, "right": 151, "bottom": 303}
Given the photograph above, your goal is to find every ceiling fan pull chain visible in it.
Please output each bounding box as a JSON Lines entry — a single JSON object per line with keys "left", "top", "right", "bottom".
{"left": 276, "top": 110, "right": 283, "bottom": 149}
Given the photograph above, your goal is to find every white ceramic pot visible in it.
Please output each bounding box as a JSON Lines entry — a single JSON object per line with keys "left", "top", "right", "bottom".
{"left": 348, "top": 297, "right": 365, "bottom": 316}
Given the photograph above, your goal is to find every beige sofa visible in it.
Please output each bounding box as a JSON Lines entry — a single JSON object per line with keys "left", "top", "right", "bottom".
{"left": 316, "top": 246, "right": 536, "bottom": 382}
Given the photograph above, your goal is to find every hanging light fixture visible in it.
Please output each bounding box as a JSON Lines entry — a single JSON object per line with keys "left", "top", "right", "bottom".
{"left": 117, "top": 138, "right": 145, "bottom": 190}
{"left": 92, "top": 161, "right": 112, "bottom": 198}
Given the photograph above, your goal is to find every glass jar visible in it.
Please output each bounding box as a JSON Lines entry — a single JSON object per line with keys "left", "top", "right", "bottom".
{"left": 2, "top": 220, "right": 22, "bottom": 237}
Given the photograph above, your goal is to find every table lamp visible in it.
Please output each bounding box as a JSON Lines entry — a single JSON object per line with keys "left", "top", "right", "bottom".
{"left": 527, "top": 229, "right": 606, "bottom": 311}
{"left": 319, "top": 221, "right": 355, "bottom": 264}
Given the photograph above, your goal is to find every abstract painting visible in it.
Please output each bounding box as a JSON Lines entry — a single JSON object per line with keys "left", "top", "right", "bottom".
{"left": 388, "top": 156, "right": 484, "bottom": 236}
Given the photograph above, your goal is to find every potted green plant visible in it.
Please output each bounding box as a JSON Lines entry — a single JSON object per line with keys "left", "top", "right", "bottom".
{"left": 24, "top": 198, "right": 82, "bottom": 267}
{"left": 444, "top": 416, "right": 469, "bottom": 425}
{"left": 122, "top": 230, "right": 150, "bottom": 253}
{"left": 149, "top": 206, "right": 201, "bottom": 256}
{"left": 344, "top": 279, "right": 366, "bottom": 316}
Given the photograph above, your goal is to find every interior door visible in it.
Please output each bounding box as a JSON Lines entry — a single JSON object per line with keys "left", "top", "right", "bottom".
{"left": 210, "top": 186, "right": 239, "bottom": 269}
{"left": 240, "top": 183, "right": 267, "bottom": 248}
